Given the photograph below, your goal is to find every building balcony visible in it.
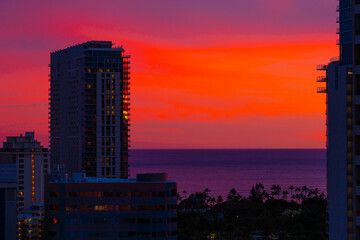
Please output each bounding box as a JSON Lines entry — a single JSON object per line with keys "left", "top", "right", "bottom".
{"left": 317, "top": 76, "right": 327, "bottom": 82}
{"left": 336, "top": 28, "right": 352, "bottom": 34}
{"left": 335, "top": 16, "right": 352, "bottom": 23}
{"left": 317, "top": 87, "right": 327, "bottom": 93}
{"left": 330, "top": 56, "right": 340, "bottom": 62}
{"left": 317, "top": 65, "right": 327, "bottom": 71}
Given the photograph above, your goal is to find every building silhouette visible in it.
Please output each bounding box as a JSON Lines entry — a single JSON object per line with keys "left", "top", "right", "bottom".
{"left": 49, "top": 41, "right": 130, "bottom": 178}
{"left": 0, "top": 164, "right": 17, "bottom": 240}
{"left": 0, "top": 132, "right": 49, "bottom": 212}
{"left": 318, "top": 0, "right": 360, "bottom": 239}
{"left": 44, "top": 173, "right": 177, "bottom": 240}
{"left": 0, "top": 132, "right": 49, "bottom": 239}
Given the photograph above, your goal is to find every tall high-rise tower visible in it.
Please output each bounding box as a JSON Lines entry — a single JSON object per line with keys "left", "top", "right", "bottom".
{"left": 49, "top": 41, "right": 130, "bottom": 179}
{"left": 318, "top": 1, "right": 360, "bottom": 239}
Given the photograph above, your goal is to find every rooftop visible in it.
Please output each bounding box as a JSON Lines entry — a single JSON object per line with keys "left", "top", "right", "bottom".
{"left": 50, "top": 172, "right": 174, "bottom": 184}
{"left": 51, "top": 40, "right": 124, "bottom": 54}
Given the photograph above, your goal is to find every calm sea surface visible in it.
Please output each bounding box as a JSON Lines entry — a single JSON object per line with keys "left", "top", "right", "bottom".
{"left": 130, "top": 149, "right": 326, "bottom": 197}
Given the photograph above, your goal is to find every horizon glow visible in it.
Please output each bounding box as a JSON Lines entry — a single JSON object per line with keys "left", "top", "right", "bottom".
{"left": 0, "top": 0, "right": 337, "bottom": 148}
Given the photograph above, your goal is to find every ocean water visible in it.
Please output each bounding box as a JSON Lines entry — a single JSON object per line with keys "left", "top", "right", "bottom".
{"left": 130, "top": 149, "right": 326, "bottom": 197}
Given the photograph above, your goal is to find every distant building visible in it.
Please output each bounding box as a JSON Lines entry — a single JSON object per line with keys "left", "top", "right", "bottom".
{"left": 0, "top": 164, "right": 17, "bottom": 240}
{"left": 0, "top": 132, "right": 50, "bottom": 212}
{"left": 49, "top": 41, "right": 130, "bottom": 178}
{"left": 318, "top": 0, "right": 360, "bottom": 239}
{"left": 44, "top": 173, "right": 177, "bottom": 239}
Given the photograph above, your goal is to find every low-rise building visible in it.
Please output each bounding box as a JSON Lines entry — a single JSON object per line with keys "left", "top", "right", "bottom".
{"left": 18, "top": 205, "right": 45, "bottom": 240}
{"left": 44, "top": 172, "right": 177, "bottom": 239}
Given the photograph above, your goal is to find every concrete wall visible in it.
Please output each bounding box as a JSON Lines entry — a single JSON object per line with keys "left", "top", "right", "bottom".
{"left": 327, "top": 62, "right": 349, "bottom": 240}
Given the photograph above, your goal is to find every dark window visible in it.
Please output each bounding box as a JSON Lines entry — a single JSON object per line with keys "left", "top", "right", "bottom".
{"left": 138, "top": 205, "right": 150, "bottom": 210}
{"left": 49, "top": 192, "right": 60, "bottom": 197}
{"left": 138, "top": 218, "right": 150, "bottom": 224}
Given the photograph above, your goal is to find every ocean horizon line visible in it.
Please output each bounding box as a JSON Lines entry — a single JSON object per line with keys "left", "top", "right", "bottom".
{"left": 130, "top": 148, "right": 326, "bottom": 150}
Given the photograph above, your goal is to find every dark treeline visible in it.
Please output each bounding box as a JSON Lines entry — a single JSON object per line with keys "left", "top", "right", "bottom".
{"left": 177, "top": 183, "right": 326, "bottom": 240}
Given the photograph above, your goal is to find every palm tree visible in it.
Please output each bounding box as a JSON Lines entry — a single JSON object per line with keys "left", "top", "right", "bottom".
{"left": 209, "top": 197, "right": 216, "bottom": 208}
{"left": 301, "top": 186, "right": 309, "bottom": 201}
{"left": 288, "top": 185, "right": 295, "bottom": 196}
{"left": 182, "top": 190, "right": 187, "bottom": 199}
{"left": 312, "top": 188, "right": 320, "bottom": 197}
{"left": 282, "top": 190, "right": 289, "bottom": 200}
{"left": 263, "top": 191, "right": 270, "bottom": 201}
{"left": 250, "top": 183, "right": 266, "bottom": 203}
{"left": 271, "top": 184, "right": 281, "bottom": 199}
{"left": 227, "top": 188, "right": 238, "bottom": 201}
{"left": 217, "top": 195, "right": 223, "bottom": 204}
{"left": 319, "top": 192, "right": 325, "bottom": 199}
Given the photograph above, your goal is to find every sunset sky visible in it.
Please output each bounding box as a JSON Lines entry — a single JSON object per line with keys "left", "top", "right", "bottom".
{"left": 0, "top": 0, "right": 337, "bottom": 148}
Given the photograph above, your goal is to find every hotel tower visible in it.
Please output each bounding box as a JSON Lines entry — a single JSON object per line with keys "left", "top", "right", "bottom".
{"left": 318, "top": 0, "right": 360, "bottom": 239}
{"left": 49, "top": 41, "right": 130, "bottom": 179}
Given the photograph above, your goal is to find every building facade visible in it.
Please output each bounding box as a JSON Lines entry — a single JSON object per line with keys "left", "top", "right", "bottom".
{"left": 319, "top": 0, "right": 360, "bottom": 239}
{"left": 44, "top": 173, "right": 177, "bottom": 240}
{"left": 18, "top": 205, "right": 45, "bottom": 240}
{"left": 0, "top": 132, "right": 49, "bottom": 213}
{"left": 49, "top": 41, "right": 130, "bottom": 178}
{"left": 0, "top": 164, "right": 17, "bottom": 240}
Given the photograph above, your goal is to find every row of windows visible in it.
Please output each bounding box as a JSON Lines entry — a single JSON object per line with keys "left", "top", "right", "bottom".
{"left": 52, "top": 191, "right": 170, "bottom": 198}
{"left": 50, "top": 231, "right": 176, "bottom": 238}
{"left": 59, "top": 204, "right": 176, "bottom": 211}
{"left": 50, "top": 216, "right": 176, "bottom": 225}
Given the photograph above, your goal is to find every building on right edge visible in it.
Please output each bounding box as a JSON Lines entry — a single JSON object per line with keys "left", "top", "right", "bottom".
{"left": 318, "top": 0, "right": 360, "bottom": 239}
